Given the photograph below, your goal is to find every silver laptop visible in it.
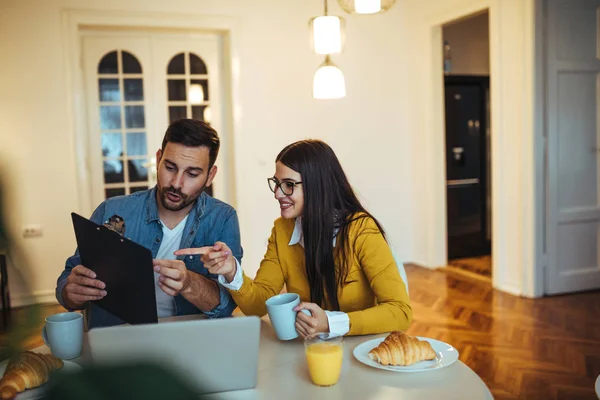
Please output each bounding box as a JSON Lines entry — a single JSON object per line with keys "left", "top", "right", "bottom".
{"left": 88, "top": 316, "right": 261, "bottom": 395}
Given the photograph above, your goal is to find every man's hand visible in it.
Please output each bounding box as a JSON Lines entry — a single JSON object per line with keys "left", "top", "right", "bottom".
{"left": 62, "top": 265, "right": 107, "bottom": 309}
{"left": 174, "top": 242, "right": 236, "bottom": 283}
{"left": 154, "top": 258, "right": 221, "bottom": 311}
{"left": 153, "top": 259, "right": 191, "bottom": 296}
{"left": 294, "top": 302, "right": 330, "bottom": 339}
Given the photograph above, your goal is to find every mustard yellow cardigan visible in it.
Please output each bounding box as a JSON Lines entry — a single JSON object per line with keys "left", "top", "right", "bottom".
{"left": 229, "top": 215, "right": 412, "bottom": 336}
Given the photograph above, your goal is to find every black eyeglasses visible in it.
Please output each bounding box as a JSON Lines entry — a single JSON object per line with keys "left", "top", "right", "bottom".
{"left": 267, "top": 178, "right": 302, "bottom": 196}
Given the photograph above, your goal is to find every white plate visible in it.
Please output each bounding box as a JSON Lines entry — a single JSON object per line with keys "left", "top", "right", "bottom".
{"left": 353, "top": 335, "right": 459, "bottom": 373}
{"left": 0, "top": 359, "right": 81, "bottom": 399}
{"left": 595, "top": 373, "right": 600, "bottom": 399}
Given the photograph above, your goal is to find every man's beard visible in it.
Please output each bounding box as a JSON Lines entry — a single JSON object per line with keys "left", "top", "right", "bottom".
{"left": 158, "top": 184, "right": 206, "bottom": 212}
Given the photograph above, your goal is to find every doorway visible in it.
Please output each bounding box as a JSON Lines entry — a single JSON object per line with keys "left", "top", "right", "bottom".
{"left": 441, "top": 11, "right": 492, "bottom": 281}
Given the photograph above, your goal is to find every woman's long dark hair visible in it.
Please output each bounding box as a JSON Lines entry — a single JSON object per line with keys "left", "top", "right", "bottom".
{"left": 276, "top": 140, "right": 386, "bottom": 311}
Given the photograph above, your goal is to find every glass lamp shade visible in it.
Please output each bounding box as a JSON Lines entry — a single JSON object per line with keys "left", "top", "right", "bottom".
{"left": 309, "top": 15, "right": 345, "bottom": 55}
{"left": 188, "top": 84, "right": 204, "bottom": 104}
{"left": 313, "top": 57, "right": 346, "bottom": 99}
{"left": 337, "top": 0, "right": 396, "bottom": 14}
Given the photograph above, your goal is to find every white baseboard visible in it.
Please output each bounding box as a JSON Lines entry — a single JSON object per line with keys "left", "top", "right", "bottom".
{"left": 494, "top": 281, "right": 523, "bottom": 297}
{"left": 10, "top": 290, "right": 58, "bottom": 308}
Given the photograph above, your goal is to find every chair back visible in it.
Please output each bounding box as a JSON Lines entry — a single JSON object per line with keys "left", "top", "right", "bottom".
{"left": 391, "top": 249, "right": 409, "bottom": 295}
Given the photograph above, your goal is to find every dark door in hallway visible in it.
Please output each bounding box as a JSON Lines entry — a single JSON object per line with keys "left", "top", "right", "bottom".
{"left": 445, "top": 76, "right": 490, "bottom": 260}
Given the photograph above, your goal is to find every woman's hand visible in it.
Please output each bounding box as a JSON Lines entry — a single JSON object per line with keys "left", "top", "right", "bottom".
{"left": 294, "top": 302, "right": 330, "bottom": 339}
{"left": 174, "top": 241, "right": 237, "bottom": 282}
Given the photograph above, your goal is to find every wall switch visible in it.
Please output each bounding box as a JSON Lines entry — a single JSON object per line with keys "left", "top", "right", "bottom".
{"left": 23, "top": 225, "right": 43, "bottom": 238}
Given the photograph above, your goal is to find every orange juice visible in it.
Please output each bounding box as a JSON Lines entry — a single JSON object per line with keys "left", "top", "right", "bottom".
{"left": 305, "top": 342, "right": 343, "bottom": 386}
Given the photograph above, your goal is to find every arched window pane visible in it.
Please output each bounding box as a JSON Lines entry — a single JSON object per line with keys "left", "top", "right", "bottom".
{"left": 122, "top": 51, "right": 142, "bottom": 73}
{"left": 128, "top": 160, "right": 148, "bottom": 182}
{"left": 192, "top": 106, "right": 208, "bottom": 122}
{"left": 189, "top": 54, "right": 207, "bottom": 74}
{"left": 103, "top": 161, "right": 124, "bottom": 183}
{"left": 125, "top": 106, "right": 145, "bottom": 129}
{"left": 99, "top": 79, "right": 120, "bottom": 101}
{"left": 190, "top": 79, "right": 209, "bottom": 102}
{"left": 100, "top": 106, "right": 121, "bottom": 130}
{"left": 101, "top": 133, "right": 123, "bottom": 157}
{"left": 124, "top": 78, "right": 143, "bottom": 101}
{"left": 168, "top": 79, "right": 187, "bottom": 101}
{"left": 98, "top": 51, "right": 118, "bottom": 74}
{"left": 167, "top": 53, "right": 185, "bottom": 74}
{"left": 126, "top": 133, "right": 147, "bottom": 156}
{"left": 169, "top": 106, "right": 187, "bottom": 123}
{"left": 105, "top": 188, "right": 125, "bottom": 198}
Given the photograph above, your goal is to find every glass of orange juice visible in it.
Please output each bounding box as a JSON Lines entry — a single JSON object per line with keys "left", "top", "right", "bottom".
{"left": 304, "top": 332, "right": 344, "bottom": 386}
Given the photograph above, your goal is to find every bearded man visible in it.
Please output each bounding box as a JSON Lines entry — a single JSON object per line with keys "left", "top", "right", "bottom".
{"left": 56, "top": 119, "right": 241, "bottom": 329}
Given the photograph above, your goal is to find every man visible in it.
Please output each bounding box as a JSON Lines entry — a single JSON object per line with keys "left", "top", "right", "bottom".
{"left": 56, "top": 119, "right": 241, "bottom": 329}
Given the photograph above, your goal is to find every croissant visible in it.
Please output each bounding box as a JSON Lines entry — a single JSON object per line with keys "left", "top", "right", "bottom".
{"left": 0, "top": 351, "right": 64, "bottom": 400}
{"left": 368, "top": 331, "right": 437, "bottom": 366}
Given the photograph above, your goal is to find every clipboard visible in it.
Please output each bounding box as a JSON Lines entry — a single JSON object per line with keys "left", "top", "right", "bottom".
{"left": 71, "top": 212, "right": 158, "bottom": 325}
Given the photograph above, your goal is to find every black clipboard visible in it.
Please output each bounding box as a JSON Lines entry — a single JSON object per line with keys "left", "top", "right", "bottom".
{"left": 71, "top": 212, "right": 158, "bottom": 325}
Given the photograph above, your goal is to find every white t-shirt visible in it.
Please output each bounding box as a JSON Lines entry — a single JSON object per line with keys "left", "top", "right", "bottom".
{"left": 154, "top": 215, "right": 188, "bottom": 318}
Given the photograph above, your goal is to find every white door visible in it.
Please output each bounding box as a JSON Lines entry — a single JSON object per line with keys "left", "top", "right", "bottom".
{"left": 81, "top": 31, "right": 230, "bottom": 209}
{"left": 546, "top": 0, "right": 600, "bottom": 294}
{"left": 82, "top": 35, "right": 155, "bottom": 206}
{"left": 151, "top": 34, "right": 232, "bottom": 203}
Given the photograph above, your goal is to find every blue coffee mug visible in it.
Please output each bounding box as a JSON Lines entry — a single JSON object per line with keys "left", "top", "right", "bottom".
{"left": 42, "top": 312, "right": 83, "bottom": 360}
{"left": 266, "top": 293, "right": 311, "bottom": 341}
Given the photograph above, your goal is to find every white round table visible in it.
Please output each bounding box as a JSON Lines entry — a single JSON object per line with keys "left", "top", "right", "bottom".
{"left": 33, "top": 315, "right": 494, "bottom": 400}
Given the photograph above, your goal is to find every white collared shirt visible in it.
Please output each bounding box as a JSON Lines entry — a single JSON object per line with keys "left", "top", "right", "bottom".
{"left": 288, "top": 216, "right": 338, "bottom": 248}
{"left": 219, "top": 217, "right": 350, "bottom": 335}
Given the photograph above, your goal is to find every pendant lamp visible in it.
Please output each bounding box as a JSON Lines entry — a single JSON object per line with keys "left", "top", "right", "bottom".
{"left": 313, "top": 56, "right": 346, "bottom": 99}
{"left": 337, "top": 0, "right": 396, "bottom": 14}
{"left": 310, "top": 0, "right": 345, "bottom": 54}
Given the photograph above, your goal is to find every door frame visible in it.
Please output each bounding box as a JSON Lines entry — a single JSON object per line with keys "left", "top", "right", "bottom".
{"left": 414, "top": 0, "right": 543, "bottom": 297}
{"left": 61, "top": 9, "right": 241, "bottom": 216}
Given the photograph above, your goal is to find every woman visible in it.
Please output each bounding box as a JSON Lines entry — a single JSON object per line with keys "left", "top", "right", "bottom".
{"left": 175, "top": 140, "right": 412, "bottom": 337}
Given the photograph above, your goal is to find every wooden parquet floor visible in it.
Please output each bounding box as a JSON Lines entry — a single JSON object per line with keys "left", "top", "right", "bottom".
{"left": 405, "top": 264, "right": 600, "bottom": 400}
{"left": 1, "top": 266, "right": 599, "bottom": 399}
{"left": 0, "top": 303, "right": 65, "bottom": 353}
{"left": 448, "top": 255, "right": 493, "bottom": 279}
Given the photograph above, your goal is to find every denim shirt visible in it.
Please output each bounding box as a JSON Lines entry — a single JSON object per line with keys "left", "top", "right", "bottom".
{"left": 56, "top": 187, "right": 242, "bottom": 329}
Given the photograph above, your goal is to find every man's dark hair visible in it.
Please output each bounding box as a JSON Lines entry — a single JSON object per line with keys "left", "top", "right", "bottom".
{"left": 161, "top": 119, "right": 220, "bottom": 167}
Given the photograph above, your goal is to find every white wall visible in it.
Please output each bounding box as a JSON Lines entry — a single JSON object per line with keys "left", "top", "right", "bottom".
{"left": 442, "top": 12, "right": 490, "bottom": 76}
{"left": 0, "top": 0, "right": 539, "bottom": 305}
{"left": 0, "top": 0, "right": 417, "bottom": 305}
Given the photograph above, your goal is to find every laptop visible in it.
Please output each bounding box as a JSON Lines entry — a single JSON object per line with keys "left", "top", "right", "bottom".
{"left": 88, "top": 316, "right": 261, "bottom": 395}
